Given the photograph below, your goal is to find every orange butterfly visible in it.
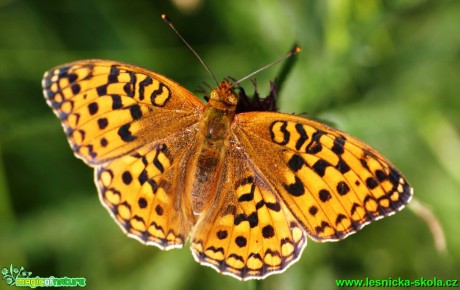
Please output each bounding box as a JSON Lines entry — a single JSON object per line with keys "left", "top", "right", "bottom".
{"left": 42, "top": 57, "right": 412, "bottom": 280}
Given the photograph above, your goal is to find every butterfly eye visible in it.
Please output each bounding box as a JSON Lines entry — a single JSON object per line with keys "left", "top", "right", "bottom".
{"left": 227, "top": 94, "right": 238, "bottom": 105}
{"left": 209, "top": 90, "right": 219, "bottom": 101}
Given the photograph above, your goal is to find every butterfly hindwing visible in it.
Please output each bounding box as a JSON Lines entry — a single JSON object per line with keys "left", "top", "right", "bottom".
{"left": 190, "top": 143, "right": 306, "bottom": 280}
{"left": 233, "top": 112, "right": 413, "bottom": 241}
{"left": 96, "top": 129, "right": 199, "bottom": 249}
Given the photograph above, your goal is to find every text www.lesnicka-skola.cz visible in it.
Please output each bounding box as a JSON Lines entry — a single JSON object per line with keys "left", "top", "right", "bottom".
{"left": 336, "top": 277, "right": 458, "bottom": 288}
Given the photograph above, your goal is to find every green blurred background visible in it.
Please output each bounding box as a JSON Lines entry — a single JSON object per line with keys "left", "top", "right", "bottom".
{"left": 1, "top": 0, "right": 459, "bottom": 289}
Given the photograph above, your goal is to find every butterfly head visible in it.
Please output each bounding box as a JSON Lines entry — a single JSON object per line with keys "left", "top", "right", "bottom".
{"left": 208, "top": 81, "right": 238, "bottom": 112}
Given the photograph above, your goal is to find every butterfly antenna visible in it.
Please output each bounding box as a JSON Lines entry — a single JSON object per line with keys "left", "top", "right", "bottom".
{"left": 162, "top": 14, "right": 219, "bottom": 86}
{"left": 233, "top": 45, "right": 301, "bottom": 86}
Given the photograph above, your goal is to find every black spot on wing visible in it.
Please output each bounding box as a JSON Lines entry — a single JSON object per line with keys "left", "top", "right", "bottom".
{"left": 366, "top": 177, "right": 378, "bottom": 189}
{"left": 108, "top": 65, "right": 120, "bottom": 83}
{"left": 122, "top": 171, "right": 133, "bottom": 185}
{"left": 129, "top": 104, "right": 142, "bottom": 120}
{"left": 217, "top": 230, "right": 228, "bottom": 240}
{"left": 235, "top": 236, "right": 247, "bottom": 247}
{"left": 118, "top": 124, "right": 136, "bottom": 142}
{"left": 138, "top": 170, "right": 148, "bottom": 185}
{"left": 350, "top": 202, "right": 362, "bottom": 216}
{"left": 287, "top": 154, "right": 304, "bottom": 172}
{"left": 315, "top": 221, "right": 332, "bottom": 235}
{"left": 283, "top": 176, "right": 305, "bottom": 196}
{"left": 97, "top": 118, "right": 108, "bottom": 129}
{"left": 124, "top": 71, "right": 136, "bottom": 97}
{"left": 148, "top": 179, "right": 159, "bottom": 193}
{"left": 150, "top": 83, "right": 169, "bottom": 106}
{"left": 375, "top": 169, "right": 388, "bottom": 182}
{"left": 336, "top": 158, "right": 350, "bottom": 174}
{"left": 88, "top": 102, "right": 98, "bottom": 115}
{"left": 97, "top": 84, "right": 108, "bottom": 96}
{"left": 139, "top": 77, "right": 153, "bottom": 101}
{"left": 153, "top": 148, "right": 165, "bottom": 173}
{"left": 138, "top": 197, "right": 147, "bottom": 209}
{"left": 295, "top": 123, "right": 308, "bottom": 150}
{"left": 238, "top": 184, "right": 255, "bottom": 202}
{"left": 235, "top": 176, "right": 254, "bottom": 188}
{"left": 71, "top": 83, "right": 81, "bottom": 95}
{"left": 312, "top": 159, "right": 330, "bottom": 177}
{"left": 335, "top": 214, "right": 347, "bottom": 225}
{"left": 319, "top": 189, "right": 332, "bottom": 202}
{"left": 331, "top": 136, "right": 346, "bottom": 155}
{"left": 336, "top": 181, "right": 350, "bottom": 195}
{"left": 360, "top": 158, "right": 370, "bottom": 171}
{"left": 100, "top": 138, "right": 108, "bottom": 147}
{"left": 247, "top": 212, "right": 258, "bottom": 228}
{"left": 306, "top": 130, "right": 324, "bottom": 154}
{"left": 262, "top": 225, "right": 275, "bottom": 239}
{"left": 67, "top": 72, "right": 78, "bottom": 84}
{"left": 111, "top": 94, "right": 123, "bottom": 109}
{"left": 204, "top": 245, "right": 224, "bottom": 255}
{"left": 234, "top": 212, "right": 258, "bottom": 228}
{"left": 269, "top": 121, "right": 290, "bottom": 145}
{"left": 155, "top": 204, "right": 164, "bottom": 216}
{"left": 265, "top": 202, "right": 281, "bottom": 212}
{"left": 85, "top": 144, "right": 97, "bottom": 159}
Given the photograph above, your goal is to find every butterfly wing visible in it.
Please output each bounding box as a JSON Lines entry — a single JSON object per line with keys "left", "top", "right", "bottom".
{"left": 190, "top": 144, "right": 307, "bottom": 280}
{"left": 232, "top": 111, "right": 413, "bottom": 242}
{"left": 96, "top": 131, "right": 198, "bottom": 249}
{"left": 42, "top": 60, "right": 205, "bottom": 248}
{"left": 42, "top": 59, "right": 204, "bottom": 165}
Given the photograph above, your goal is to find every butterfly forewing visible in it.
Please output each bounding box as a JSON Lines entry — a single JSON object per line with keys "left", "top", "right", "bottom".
{"left": 42, "top": 60, "right": 204, "bottom": 165}
{"left": 233, "top": 112, "right": 413, "bottom": 241}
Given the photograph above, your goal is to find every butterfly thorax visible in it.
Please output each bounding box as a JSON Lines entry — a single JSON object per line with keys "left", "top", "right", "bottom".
{"left": 187, "top": 81, "right": 238, "bottom": 215}
{"left": 201, "top": 81, "right": 238, "bottom": 140}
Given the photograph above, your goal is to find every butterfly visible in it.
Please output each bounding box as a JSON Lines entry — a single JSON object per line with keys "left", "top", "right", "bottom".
{"left": 42, "top": 59, "right": 413, "bottom": 280}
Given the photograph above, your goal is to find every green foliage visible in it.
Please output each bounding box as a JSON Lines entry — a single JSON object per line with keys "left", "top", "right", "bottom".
{"left": 0, "top": 0, "right": 459, "bottom": 289}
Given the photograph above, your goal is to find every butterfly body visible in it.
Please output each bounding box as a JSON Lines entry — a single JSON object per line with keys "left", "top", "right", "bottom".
{"left": 188, "top": 81, "right": 237, "bottom": 214}
{"left": 42, "top": 60, "right": 412, "bottom": 280}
